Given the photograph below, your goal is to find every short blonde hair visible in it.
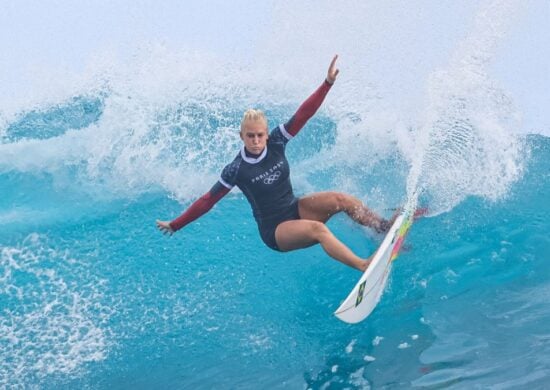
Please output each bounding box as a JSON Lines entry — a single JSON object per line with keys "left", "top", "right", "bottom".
{"left": 240, "top": 109, "right": 268, "bottom": 132}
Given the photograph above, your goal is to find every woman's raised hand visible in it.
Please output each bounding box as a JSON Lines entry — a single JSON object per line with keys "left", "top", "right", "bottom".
{"left": 326, "top": 55, "right": 340, "bottom": 84}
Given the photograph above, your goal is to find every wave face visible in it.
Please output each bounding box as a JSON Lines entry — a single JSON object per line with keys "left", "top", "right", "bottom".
{"left": 1, "top": 0, "right": 549, "bottom": 388}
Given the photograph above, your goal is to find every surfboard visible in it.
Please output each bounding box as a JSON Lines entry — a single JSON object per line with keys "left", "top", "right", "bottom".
{"left": 334, "top": 192, "right": 419, "bottom": 324}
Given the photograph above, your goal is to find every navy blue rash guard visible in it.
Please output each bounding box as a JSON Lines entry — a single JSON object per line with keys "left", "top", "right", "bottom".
{"left": 219, "top": 125, "right": 295, "bottom": 225}
{"left": 169, "top": 79, "right": 333, "bottom": 249}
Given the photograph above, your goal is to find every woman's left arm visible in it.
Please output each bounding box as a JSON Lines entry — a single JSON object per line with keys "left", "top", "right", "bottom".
{"left": 285, "top": 55, "right": 340, "bottom": 136}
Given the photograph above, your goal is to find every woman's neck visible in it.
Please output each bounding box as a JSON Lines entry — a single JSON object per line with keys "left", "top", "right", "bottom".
{"left": 244, "top": 147, "right": 264, "bottom": 158}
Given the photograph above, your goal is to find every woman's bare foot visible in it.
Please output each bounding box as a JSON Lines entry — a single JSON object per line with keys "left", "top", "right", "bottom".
{"left": 376, "top": 208, "right": 401, "bottom": 233}
{"left": 414, "top": 207, "right": 429, "bottom": 219}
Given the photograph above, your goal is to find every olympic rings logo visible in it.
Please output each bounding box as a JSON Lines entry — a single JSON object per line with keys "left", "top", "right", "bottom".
{"left": 263, "top": 170, "right": 281, "bottom": 184}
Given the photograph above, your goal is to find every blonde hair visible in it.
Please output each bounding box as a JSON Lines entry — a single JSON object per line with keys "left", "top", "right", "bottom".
{"left": 240, "top": 109, "right": 268, "bottom": 132}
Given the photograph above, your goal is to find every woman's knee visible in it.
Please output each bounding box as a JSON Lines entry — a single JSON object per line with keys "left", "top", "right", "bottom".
{"left": 309, "top": 221, "right": 331, "bottom": 241}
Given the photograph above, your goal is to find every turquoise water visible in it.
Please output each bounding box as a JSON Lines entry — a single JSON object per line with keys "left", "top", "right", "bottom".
{"left": 1, "top": 94, "right": 549, "bottom": 388}
{"left": 2, "top": 1, "right": 550, "bottom": 388}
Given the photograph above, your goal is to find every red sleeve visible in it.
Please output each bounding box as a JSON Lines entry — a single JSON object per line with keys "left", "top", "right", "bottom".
{"left": 285, "top": 79, "right": 333, "bottom": 136}
{"left": 169, "top": 185, "right": 230, "bottom": 231}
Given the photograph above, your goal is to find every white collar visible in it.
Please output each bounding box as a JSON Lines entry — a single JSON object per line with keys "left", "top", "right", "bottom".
{"left": 240, "top": 145, "right": 267, "bottom": 164}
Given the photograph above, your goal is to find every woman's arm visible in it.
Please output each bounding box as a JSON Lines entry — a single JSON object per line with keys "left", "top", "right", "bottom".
{"left": 285, "top": 55, "right": 340, "bottom": 136}
{"left": 156, "top": 182, "right": 231, "bottom": 235}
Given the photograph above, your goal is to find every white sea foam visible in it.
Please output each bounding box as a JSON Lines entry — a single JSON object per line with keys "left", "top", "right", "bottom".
{"left": 372, "top": 336, "right": 384, "bottom": 346}
{"left": 345, "top": 339, "right": 357, "bottom": 354}
{"left": 0, "top": 0, "right": 529, "bottom": 212}
{"left": 0, "top": 234, "right": 111, "bottom": 387}
{"left": 0, "top": 46, "right": 301, "bottom": 202}
{"left": 348, "top": 367, "right": 370, "bottom": 388}
{"left": 408, "top": 0, "right": 525, "bottom": 213}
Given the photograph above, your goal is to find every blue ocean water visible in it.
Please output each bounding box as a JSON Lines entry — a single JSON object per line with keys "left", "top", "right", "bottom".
{"left": 1, "top": 95, "right": 549, "bottom": 388}
{"left": 1, "top": 1, "right": 549, "bottom": 389}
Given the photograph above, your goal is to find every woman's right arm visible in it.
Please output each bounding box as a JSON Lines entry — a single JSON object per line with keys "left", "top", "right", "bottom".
{"left": 156, "top": 182, "right": 231, "bottom": 235}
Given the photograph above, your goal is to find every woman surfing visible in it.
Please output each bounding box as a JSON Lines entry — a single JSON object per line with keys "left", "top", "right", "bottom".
{"left": 157, "top": 55, "right": 396, "bottom": 271}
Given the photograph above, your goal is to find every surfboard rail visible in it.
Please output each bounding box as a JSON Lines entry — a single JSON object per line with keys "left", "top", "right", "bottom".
{"left": 334, "top": 193, "right": 418, "bottom": 324}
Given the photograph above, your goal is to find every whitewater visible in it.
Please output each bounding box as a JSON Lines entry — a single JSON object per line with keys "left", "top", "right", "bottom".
{"left": 1, "top": 0, "right": 549, "bottom": 388}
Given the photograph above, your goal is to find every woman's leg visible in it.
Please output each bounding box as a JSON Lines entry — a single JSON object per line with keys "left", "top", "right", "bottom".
{"left": 298, "top": 191, "right": 392, "bottom": 232}
{"left": 275, "top": 219, "right": 371, "bottom": 271}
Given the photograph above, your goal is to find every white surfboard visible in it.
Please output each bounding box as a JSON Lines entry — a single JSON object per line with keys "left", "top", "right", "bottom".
{"left": 334, "top": 193, "right": 419, "bottom": 324}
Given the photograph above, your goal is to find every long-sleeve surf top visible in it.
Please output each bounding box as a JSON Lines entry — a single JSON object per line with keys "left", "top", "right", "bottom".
{"left": 169, "top": 79, "right": 333, "bottom": 231}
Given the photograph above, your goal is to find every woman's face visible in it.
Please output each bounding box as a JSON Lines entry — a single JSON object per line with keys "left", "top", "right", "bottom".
{"left": 240, "top": 119, "right": 268, "bottom": 154}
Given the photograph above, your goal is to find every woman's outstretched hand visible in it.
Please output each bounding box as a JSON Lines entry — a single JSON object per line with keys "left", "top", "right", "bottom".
{"left": 326, "top": 55, "right": 340, "bottom": 84}
{"left": 156, "top": 220, "right": 174, "bottom": 236}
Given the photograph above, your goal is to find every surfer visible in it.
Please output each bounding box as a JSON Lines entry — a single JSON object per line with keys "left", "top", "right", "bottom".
{"left": 156, "top": 55, "right": 395, "bottom": 271}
